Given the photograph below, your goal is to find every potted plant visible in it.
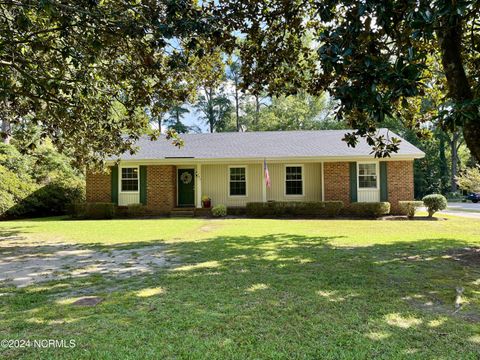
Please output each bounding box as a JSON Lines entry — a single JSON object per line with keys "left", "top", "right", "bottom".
{"left": 202, "top": 195, "right": 211, "bottom": 208}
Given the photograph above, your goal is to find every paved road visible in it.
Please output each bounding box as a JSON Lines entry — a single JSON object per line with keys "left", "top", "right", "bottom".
{"left": 439, "top": 202, "right": 480, "bottom": 219}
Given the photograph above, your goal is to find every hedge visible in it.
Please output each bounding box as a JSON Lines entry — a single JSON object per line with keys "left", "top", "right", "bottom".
{"left": 343, "top": 202, "right": 391, "bottom": 218}
{"left": 246, "top": 201, "right": 344, "bottom": 218}
{"left": 72, "top": 202, "right": 116, "bottom": 219}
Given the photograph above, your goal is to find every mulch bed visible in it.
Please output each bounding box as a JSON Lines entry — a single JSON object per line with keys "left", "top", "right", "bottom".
{"left": 380, "top": 215, "right": 447, "bottom": 221}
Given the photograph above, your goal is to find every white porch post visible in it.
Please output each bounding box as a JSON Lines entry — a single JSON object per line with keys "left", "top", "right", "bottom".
{"left": 262, "top": 162, "right": 267, "bottom": 203}
{"left": 321, "top": 162, "right": 325, "bottom": 201}
{"left": 196, "top": 163, "right": 202, "bottom": 208}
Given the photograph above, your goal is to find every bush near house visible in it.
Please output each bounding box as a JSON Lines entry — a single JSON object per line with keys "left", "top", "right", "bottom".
{"left": 246, "top": 201, "right": 344, "bottom": 218}
{"left": 126, "top": 204, "right": 148, "bottom": 217}
{"left": 343, "top": 202, "right": 391, "bottom": 218}
{"left": 398, "top": 200, "right": 424, "bottom": 218}
{"left": 422, "top": 194, "right": 447, "bottom": 218}
{"left": 71, "top": 202, "right": 116, "bottom": 219}
{"left": 212, "top": 204, "right": 227, "bottom": 217}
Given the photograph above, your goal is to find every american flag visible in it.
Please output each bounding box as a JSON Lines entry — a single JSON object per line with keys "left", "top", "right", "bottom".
{"left": 264, "top": 158, "right": 271, "bottom": 188}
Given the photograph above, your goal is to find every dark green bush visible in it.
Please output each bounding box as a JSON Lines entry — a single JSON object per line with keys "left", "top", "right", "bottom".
{"left": 343, "top": 202, "right": 391, "bottom": 218}
{"left": 398, "top": 201, "right": 424, "bottom": 218}
{"left": 227, "top": 207, "right": 247, "bottom": 216}
{"left": 246, "top": 201, "right": 344, "bottom": 218}
{"left": 84, "top": 202, "right": 116, "bottom": 219}
{"left": 4, "top": 178, "right": 85, "bottom": 218}
{"left": 70, "top": 202, "right": 87, "bottom": 218}
{"left": 126, "top": 203, "right": 147, "bottom": 217}
{"left": 422, "top": 194, "right": 447, "bottom": 217}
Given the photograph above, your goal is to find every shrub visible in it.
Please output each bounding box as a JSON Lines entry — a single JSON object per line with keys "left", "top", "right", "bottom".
{"left": 0, "top": 164, "right": 38, "bottom": 218}
{"left": 84, "top": 202, "right": 116, "bottom": 219}
{"left": 212, "top": 204, "right": 227, "bottom": 217}
{"left": 126, "top": 203, "right": 147, "bottom": 217}
{"left": 398, "top": 201, "right": 424, "bottom": 218}
{"left": 25, "top": 178, "right": 85, "bottom": 217}
{"left": 422, "top": 194, "right": 447, "bottom": 217}
{"left": 343, "top": 202, "right": 391, "bottom": 218}
{"left": 227, "top": 207, "right": 247, "bottom": 216}
{"left": 70, "top": 202, "right": 87, "bottom": 218}
{"left": 245, "top": 201, "right": 344, "bottom": 218}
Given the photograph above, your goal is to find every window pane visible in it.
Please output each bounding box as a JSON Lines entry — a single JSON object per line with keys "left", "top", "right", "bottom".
{"left": 122, "top": 179, "right": 138, "bottom": 191}
{"left": 230, "top": 182, "right": 246, "bottom": 196}
{"left": 286, "top": 180, "right": 302, "bottom": 195}
{"left": 230, "top": 167, "right": 246, "bottom": 181}
{"left": 122, "top": 167, "right": 138, "bottom": 179}
{"left": 359, "top": 164, "right": 376, "bottom": 176}
{"left": 359, "top": 176, "right": 377, "bottom": 188}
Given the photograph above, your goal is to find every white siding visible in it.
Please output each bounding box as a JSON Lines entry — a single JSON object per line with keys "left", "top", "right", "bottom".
{"left": 201, "top": 162, "right": 323, "bottom": 206}
{"left": 357, "top": 189, "right": 380, "bottom": 202}
{"left": 201, "top": 164, "right": 263, "bottom": 207}
{"left": 118, "top": 193, "right": 140, "bottom": 206}
{"left": 266, "top": 163, "right": 322, "bottom": 202}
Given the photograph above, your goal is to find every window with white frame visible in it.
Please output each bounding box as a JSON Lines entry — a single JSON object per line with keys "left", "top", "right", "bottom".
{"left": 358, "top": 163, "right": 377, "bottom": 189}
{"left": 229, "top": 167, "right": 246, "bottom": 196}
{"left": 285, "top": 166, "right": 303, "bottom": 195}
{"left": 121, "top": 167, "right": 139, "bottom": 192}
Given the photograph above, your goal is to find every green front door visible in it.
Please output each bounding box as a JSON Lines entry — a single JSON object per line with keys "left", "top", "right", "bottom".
{"left": 177, "top": 168, "right": 195, "bottom": 207}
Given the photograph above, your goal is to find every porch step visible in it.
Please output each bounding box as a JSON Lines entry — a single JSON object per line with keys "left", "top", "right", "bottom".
{"left": 170, "top": 208, "right": 195, "bottom": 218}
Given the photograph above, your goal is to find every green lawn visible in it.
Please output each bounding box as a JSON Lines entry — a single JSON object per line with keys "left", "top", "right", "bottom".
{"left": 0, "top": 216, "right": 479, "bottom": 359}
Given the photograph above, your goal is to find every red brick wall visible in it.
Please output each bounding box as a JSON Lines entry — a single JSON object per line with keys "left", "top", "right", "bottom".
{"left": 146, "top": 165, "right": 176, "bottom": 213}
{"left": 387, "top": 160, "right": 414, "bottom": 214}
{"left": 323, "top": 162, "right": 351, "bottom": 206}
{"left": 86, "top": 169, "right": 111, "bottom": 203}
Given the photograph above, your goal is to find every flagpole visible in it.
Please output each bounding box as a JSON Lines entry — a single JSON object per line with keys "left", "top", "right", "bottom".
{"left": 262, "top": 158, "right": 267, "bottom": 203}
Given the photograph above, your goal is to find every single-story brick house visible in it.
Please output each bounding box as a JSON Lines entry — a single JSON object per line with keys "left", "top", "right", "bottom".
{"left": 86, "top": 129, "right": 424, "bottom": 214}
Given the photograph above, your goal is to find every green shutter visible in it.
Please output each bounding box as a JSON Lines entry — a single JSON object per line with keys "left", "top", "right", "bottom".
{"left": 139, "top": 165, "right": 147, "bottom": 205}
{"left": 349, "top": 162, "right": 357, "bottom": 203}
{"left": 380, "top": 161, "right": 388, "bottom": 202}
{"left": 111, "top": 165, "right": 118, "bottom": 205}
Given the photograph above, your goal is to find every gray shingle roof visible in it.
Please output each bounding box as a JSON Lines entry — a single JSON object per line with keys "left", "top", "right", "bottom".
{"left": 115, "top": 129, "right": 424, "bottom": 161}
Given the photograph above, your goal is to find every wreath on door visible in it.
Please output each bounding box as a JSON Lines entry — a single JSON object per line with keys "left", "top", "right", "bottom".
{"left": 180, "top": 171, "right": 193, "bottom": 184}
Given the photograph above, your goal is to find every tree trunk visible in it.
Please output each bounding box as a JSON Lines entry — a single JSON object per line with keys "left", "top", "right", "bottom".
{"left": 1, "top": 118, "right": 10, "bottom": 144}
{"left": 449, "top": 131, "right": 460, "bottom": 193}
{"left": 437, "top": 16, "right": 480, "bottom": 162}
{"left": 438, "top": 133, "right": 449, "bottom": 193}
{"left": 254, "top": 94, "right": 260, "bottom": 125}
{"left": 235, "top": 85, "right": 240, "bottom": 131}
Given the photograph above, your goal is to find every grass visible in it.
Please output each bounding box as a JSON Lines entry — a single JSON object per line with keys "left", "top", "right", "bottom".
{"left": 0, "top": 216, "right": 480, "bottom": 359}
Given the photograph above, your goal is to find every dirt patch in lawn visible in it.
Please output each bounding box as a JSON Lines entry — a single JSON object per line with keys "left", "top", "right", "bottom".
{"left": 443, "top": 247, "right": 480, "bottom": 267}
{"left": 405, "top": 294, "right": 480, "bottom": 323}
{"left": 0, "top": 240, "right": 175, "bottom": 288}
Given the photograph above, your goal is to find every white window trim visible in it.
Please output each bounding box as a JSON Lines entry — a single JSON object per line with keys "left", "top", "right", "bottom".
{"left": 119, "top": 166, "right": 140, "bottom": 193}
{"left": 357, "top": 161, "right": 379, "bottom": 191}
{"left": 284, "top": 164, "right": 305, "bottom": 197}
{"left": 228, "top": 165, "right": 248, "bottom": 197}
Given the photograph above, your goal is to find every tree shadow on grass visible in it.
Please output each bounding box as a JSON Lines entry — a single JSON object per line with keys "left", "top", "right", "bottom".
{"left": 1, "top": 234, "right": 479, "bottom": 358}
